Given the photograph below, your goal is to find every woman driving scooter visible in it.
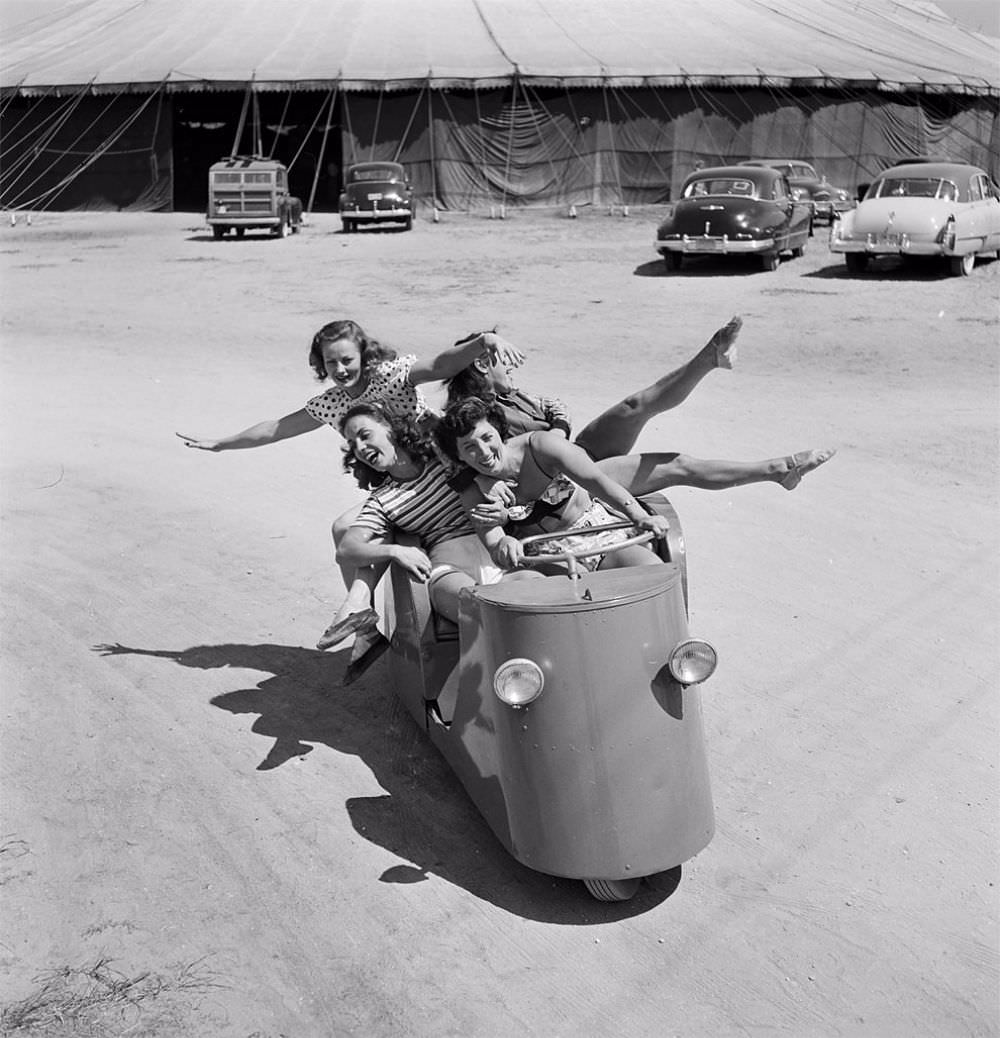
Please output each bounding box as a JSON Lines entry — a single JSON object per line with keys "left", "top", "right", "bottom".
{"left": 435, "top": 396, "right": 835, "bottom": 572}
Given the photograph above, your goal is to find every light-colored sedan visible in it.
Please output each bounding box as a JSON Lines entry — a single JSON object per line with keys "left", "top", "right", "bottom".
{"left": 829, "top": 161, "right": 1000, "bottom": 276}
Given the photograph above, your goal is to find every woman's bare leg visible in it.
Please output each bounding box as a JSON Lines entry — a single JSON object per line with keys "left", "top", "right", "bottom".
{"left": 575, "top": 315, "right": 742, "bottom": 460}
{"left": 332, "top": 502, "right": 364, "bottom": 587}
{"left": 597, "top": 447, "right": 836, "bottom": 496}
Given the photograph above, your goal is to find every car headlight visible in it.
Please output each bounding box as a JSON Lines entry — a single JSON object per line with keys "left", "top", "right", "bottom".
{"left": 493, "top": 658, "right": 545, "bottom": 708}
{"left": 668, "top": 639, "right": 717, "bottom": 685}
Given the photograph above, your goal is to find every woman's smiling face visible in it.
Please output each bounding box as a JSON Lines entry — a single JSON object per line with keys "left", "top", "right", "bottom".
{"left": 342, "top": 413, "right": 396, "bottom": 471}
{"left": 321, "top": 337, "right": 364, "bottom": 393}
{"left": 455, "top": 419, "right": 506, "bottom": 475}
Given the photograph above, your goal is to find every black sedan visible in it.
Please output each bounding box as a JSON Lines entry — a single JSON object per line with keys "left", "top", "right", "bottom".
{"left": 744, "top": 159, "right": 854, "bottom": 223}
{"left": 340, "top": 161, "right": 414, "bottom": 232}
{"left": 654, "top": 166, "right": 812, "bottom": 272}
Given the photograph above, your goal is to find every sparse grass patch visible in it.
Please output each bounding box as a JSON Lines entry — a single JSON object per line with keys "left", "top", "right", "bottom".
{"left": 1, "top": 956, "right": 228, "bottom": 1037}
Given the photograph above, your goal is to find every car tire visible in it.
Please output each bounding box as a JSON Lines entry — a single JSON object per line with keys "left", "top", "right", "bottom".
{"left": 663, "top": 252, "right": 683, "bottom": 273}
{"left": 342, "top": 220, "right": 354, "bottom": 234}
{"left": 760, "top": 252, "right": 780, "bottom": 271}
{"left": 402, "top": 216, "right": 412, "bottom": 231}
{"left": 212, "top": 226, "right": 225, "bottom": 240}
{"left": 235, "top": 227, "right": 245, "bottom": 239}
{"left": 584, "top": 878, "right": 642, "bottom": 902}
{"left": 792, "top": 244, "right": 805, "bottom": 258}
{"left": 950, "top": 252, "right": 975, "bottom": 277}
{"left": 845, "top": 253, "right": 868, "bottom": 274}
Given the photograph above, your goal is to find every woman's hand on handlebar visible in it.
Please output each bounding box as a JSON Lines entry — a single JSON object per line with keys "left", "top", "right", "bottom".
{"left": 633, "top": 513, "right": 670, "bottom": 538}
{"left": 390, "top": 545, "right": 433, "bottom": 581}
{"left": 492, "top": 535, "right": 524, "bottom": 570}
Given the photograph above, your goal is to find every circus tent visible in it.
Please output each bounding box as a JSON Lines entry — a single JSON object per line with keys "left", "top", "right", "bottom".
{"left": 1, "top": 0, "right": 997, "bottom": 213}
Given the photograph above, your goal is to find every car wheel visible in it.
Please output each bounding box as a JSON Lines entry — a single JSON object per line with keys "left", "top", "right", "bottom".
{"left": 663, "top": 252, "right": 683, "bottom": 273}
{"left": 402, "top": 216, "right": 412, "bottom": 231}
{"left": 950, "top": 252, "right": 975, "bottom": 277}
{"left": 212, "top": 226, "right": 225, "bottom": 240}
{"left": 792, "top": 244, "right": 805, "bottom": 258}
{"left": 342, "top": 219, "right": 354, "bottom": 234}
{"left": 235, "top": 227, "right": 245, "bottom": 239}
{"left": 760, "top": 252, "right": 780, "bottom": 271}
{"left": 845, "top": 253, "right": 868, "bottom": 274}
{"left": 584, "top": 878, "right": 642, "bottom": 902}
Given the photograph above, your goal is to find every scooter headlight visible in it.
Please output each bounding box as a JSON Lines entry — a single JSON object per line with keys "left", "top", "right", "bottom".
{"left": 668, "top": 639, "right": 717, "bottom": 685}
{"left": 493, "top": 658, "right": 544, "bottom": 708}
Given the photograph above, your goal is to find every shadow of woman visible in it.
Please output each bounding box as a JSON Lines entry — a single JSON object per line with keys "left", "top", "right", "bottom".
{"left": 93, "top": 640, "right": 682, "bottom": 921}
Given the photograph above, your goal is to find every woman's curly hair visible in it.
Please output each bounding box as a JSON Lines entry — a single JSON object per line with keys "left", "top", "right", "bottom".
{"left": 338, "top": 402, "right": 437, "bottom": 490}
{"left": 308, "top": 320, "right": 397, "bottom": 382}
{"left": 435, "top": 396, "right": 510, "bottom": 463}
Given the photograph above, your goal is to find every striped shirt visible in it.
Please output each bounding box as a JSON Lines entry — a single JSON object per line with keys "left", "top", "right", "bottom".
{"left": 354, "top": 457, "right": 474, "bottom": 550}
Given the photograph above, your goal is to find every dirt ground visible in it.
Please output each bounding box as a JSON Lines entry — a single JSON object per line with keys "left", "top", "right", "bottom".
{"left": 1, "top": 207, "right": 997, "bottom": 1037}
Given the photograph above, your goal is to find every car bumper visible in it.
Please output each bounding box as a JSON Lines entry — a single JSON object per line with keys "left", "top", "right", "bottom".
{"left": 656, "top": 236, "right": 775, "bottom": 256}
{"left": 208, "top": 217, "right": 281, "bottom": 227}
{"left": 342, "top": 208, "right": 411, "bottom": 221}
{"left": 830, "top": 234, "right": 949, "bottom": 257}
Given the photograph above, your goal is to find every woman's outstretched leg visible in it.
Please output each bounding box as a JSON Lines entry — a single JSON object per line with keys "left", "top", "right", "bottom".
{"left": 575, "top": 315, "right": 742, "bottom": 460}
{"left": 597, "top": 447, "right": 836, "bottom": 496}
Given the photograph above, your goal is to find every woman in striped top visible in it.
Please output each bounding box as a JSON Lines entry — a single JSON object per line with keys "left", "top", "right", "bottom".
{"left": 326, "top": 403, "right": 533, "bottom": 677}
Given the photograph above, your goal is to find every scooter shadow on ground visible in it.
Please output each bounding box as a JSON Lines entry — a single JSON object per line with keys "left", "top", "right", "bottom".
{"left": 92, "top": 640, "right": 682, "bottom": 921}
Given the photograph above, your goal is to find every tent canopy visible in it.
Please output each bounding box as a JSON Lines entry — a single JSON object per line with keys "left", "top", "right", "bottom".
{"left": 2, "top": 0, "right": 998, "bottom": 96}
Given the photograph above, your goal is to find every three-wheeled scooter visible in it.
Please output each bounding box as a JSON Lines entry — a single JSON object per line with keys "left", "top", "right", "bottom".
{"left": 382, "top": 494, "right": 717, "bottom": 901}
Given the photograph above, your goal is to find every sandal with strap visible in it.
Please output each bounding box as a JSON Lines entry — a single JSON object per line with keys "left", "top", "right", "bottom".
{"left": 780, "top": 447, "right": 837, "bottom": 490}
{"left": 316, "top": 608, "right": 378, "bottom": 651}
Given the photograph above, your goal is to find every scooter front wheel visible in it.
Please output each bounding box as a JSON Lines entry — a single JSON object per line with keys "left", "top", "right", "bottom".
{"left": 584, "top": 877, "right": 641, "bottom": 902}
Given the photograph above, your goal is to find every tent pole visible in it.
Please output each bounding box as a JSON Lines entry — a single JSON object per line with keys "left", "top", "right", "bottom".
{"left": 307, "top": 84, "right": 338, "bottom": 215}
{"left": 268, "top": 88, "right": 293, "bottom": 159}
{"left": 473, "top": 88, "right": 493, "bottom": 211}
{"left": 502, "top": 72, "right": 519, "bottom": 217}
{"left": 371, "top": 82, "right": 384, "bottom": 163}
{"left": 426, "top": 75, "right": 439, "bottom": 213}
{"left": 602, "top": 79, "right": 625, "bottom": 209}
{"left": 343, "top": 91, "right": 356, "bottom": 167}
{"left": 392, "top": 80, "right": 427, "bottom": 163}
{"left": 231, "top": 74, "right": 254, "bottom": 157}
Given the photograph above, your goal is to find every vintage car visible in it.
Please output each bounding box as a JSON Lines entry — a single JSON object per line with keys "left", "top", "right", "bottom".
{"left": 654, "top": 166, "right": 812, "bottom": 272}
{"left": 743, "top": 159, "right": 854, "bottom": 222}
{"left": 340, "top": 161, "right": 414, "bottom": 232}
{"left": 829, "top": 161, "right": 1000, "bottom": 276}
{"left": 206, "top": 156, "right": 302, "bottom": 239}
{"left": 382, "top": 497, "right": 718, "bottom": 902}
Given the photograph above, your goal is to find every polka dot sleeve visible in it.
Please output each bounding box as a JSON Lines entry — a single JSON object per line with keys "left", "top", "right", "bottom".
{"left": 304, "top": 354, "right": 428, "bottom": 429}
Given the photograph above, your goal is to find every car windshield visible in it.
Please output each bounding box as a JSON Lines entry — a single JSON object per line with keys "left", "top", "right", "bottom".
{"left": 350, "top": 167, "right": 402, "bottom": 184}
{"left": 684, "top": 178, "right": 756, "bottom": 199}
{"left": 871, "top": 177, "right": 958, "bottom": 201}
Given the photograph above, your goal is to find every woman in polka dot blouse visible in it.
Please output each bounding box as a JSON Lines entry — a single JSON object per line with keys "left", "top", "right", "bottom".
{"left": 176, "top": 318, "right": 524, "bottom": 453}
